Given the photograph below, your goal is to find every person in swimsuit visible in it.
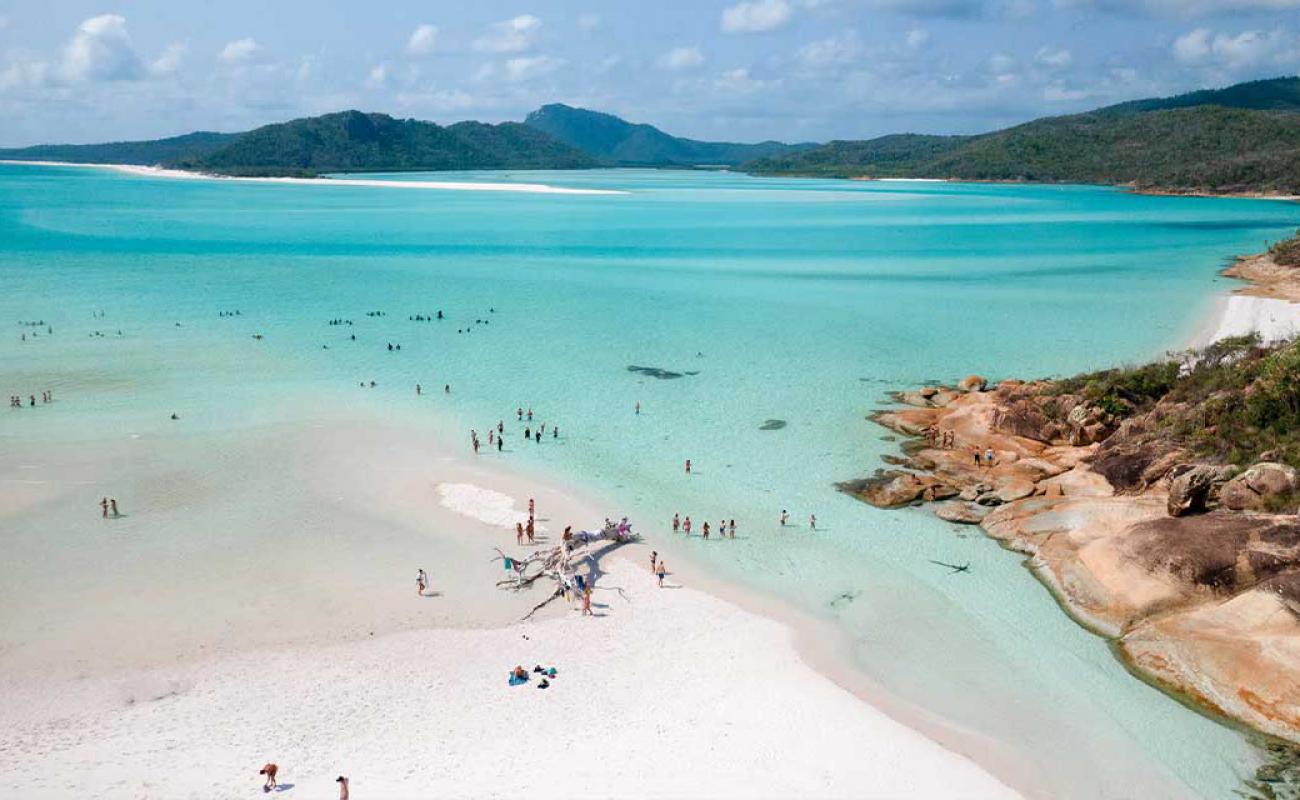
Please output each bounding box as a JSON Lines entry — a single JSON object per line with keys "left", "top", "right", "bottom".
{"left": 100, "top": 497, "right": 109, "bottom": 519}
{"left": 672, "top": 513, "right": 680, "bottom": 532}
{"left": 109, "top": 498, "right": 119, "bottom": 517}
{"left": 702, "top": 521, "right": 710, "bottom": 539}
{"left": 650, "top": 550, "right": 658, "bottom": 573}
{"left": 416, "top": 569, "right": 427, "bottom": 596}
{"left": 657, "top": 560, "right": 667, "bottom": 587}
{"left": 729, "top": 519, "right": 736, "bottom": 538}
{"left": 516, "top": 522, "right": 524, "bottom": 545}
{"left": 683, "top": 516, "right": 692, "bottom": 535}
{"left": 259, "top": 763, "right": 278, "bottom": 792}
{"left": 336, "top": 776, "right": 349, "bottom": 800}
{"left": 582, "top": 586, "right": 593, "bottom": 616}
{"left": 809, "top": 514, "right": 816, "bottom": 530}
{"left": 685, "top": 459, "right": 691, "bottom": 475}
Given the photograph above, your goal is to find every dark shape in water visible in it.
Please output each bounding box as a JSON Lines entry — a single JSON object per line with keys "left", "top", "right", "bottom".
{"left": 627, "top": 365, "right": 692, "bottom": 380}
{"left": 759, "top": 419, "right": 787, "bottom": 431}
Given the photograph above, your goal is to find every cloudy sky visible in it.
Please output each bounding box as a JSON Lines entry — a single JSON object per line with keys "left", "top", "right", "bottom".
{"left": 1, "top": 0, "right": 1298, "bottom": 147}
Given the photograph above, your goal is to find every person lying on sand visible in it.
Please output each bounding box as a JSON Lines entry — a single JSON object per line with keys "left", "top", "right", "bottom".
{"left": 259, "top": 763, "right": 278, "bottom": 791}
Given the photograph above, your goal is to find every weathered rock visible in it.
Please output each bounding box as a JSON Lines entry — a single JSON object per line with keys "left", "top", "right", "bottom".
{"left": 929, "top": 389, "right": 960, "bottom": 407}
{"left": 995, "top": 399, "right": 1054, "bottom": 442}
{"left": 1222, "top": 462, "right": 1299, "bottom": 511}
{"left": 975, "top": 492, "right": 1004, "bottom": 507}
{"left": 923, "top": 484, "right": 960, "bottom": 501}
{"left": 1167, "top": 465, "right": 1217, "bottom": 517}
{"left": 957, "top": 374, "right": 988, "bottom": 393}
{"left": 935, "top": 502, "right": 989, "bottom": 524}
{"left": 847, "top": 471, "right": 929, "bottom": 508}
{"left": 918, "top": 386, "right": 939, "bottom": 399}
{"left": 995, "top": 480, "right": 1037, "bottom": 503}
{"left": 1043, "top": 482, "right": 1065, "bottom": 497}
{"left": 899, "top": 391, "right": 933, "bottom": 408}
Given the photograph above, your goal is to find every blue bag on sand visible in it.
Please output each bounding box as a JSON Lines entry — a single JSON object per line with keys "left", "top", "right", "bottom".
{"left": 508, "top": 674, "right": 527, "bottom": 686}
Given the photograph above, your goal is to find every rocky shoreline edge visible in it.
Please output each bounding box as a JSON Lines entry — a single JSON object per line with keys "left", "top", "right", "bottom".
{"left": 843, "top": 237, "right": 1300, "bottom": 793}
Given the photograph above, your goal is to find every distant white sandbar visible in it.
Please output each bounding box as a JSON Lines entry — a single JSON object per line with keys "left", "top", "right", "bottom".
{"left": 0, "top": 160, "right": 626, "bottom": 195}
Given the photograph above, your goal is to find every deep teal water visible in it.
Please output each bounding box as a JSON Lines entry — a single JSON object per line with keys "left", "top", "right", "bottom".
{"left": 3, "top": 163, "right": 1299, "bottom": 797}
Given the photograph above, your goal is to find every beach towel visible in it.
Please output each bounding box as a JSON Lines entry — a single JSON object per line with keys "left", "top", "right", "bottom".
{"left": 508, "top": 673, "right": 528, "bottom": 686}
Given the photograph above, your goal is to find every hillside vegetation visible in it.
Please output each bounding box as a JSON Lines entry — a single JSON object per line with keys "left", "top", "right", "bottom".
{"left": 524, "top": 103, "right": 812, "bottom": 166}
{"left": 747, "top": 77, "right": 1300, "bottom": 193}
{"left": 171, "top": 111, "right": 596, "bottom": 176}
{"left": 0, "top": 131, "right": 239, "bottom": 166}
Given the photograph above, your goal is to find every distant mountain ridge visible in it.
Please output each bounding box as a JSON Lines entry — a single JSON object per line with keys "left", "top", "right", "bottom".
{"left": 746, "top": 76, "right": 1300, "bottom": 194}
{"left": 169, "top": 111, "right": 596, "bottom": 177}
{"left": 0, "top": 131, "right": 239, "bottom": 166}
{"left": 524, "top": 103, "right": 814, "bottom": 166}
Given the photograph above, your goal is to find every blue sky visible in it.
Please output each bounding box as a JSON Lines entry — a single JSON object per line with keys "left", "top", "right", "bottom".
{"left": 1, "top": 0, "right": 1298, "bottom": 146}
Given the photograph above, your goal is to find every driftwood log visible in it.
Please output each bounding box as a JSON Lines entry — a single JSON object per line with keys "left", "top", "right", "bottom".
{"left": 492, "top": 526, "right": 639, "bottom": 620}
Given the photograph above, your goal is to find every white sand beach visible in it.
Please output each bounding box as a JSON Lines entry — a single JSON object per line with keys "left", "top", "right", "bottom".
{"left": 1192, "top": 294, "right": 1300, "bottom": 347}
{"left": 0, "top": 412, "right": 1018, "bottom": 799}
{"left": 0, "top": 160, "right": 625, "bottom": 195}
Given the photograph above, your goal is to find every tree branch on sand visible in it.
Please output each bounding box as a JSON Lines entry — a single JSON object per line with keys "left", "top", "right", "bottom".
{"left": 491, "top": 524, "right": 640, "bottom": 621}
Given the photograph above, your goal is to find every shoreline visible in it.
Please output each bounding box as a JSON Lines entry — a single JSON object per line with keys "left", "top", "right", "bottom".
{"left": 841, "top": 237, "right": 1300, "bottom": 763}
{"left": 0, "top": 159, "right": 626, "bottom": 195}
{"left": 0, "top": 407, "right": 1022, "bottom": 799}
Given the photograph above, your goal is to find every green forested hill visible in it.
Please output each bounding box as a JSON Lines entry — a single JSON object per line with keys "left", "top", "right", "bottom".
{"left": 171, "top": 111, "right": 596, "bottom": 176}
{"left": 746, "top": 77, "right": 1300, "bottom": 193}
{"left": 524, "top": 103, "right": 813, "bottom": 166}
{"left": 0, "top": 131, "right": 240, "bottom": 166}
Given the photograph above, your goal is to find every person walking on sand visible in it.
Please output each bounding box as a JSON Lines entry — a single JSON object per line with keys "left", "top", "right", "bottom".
{"left": 526, "top": 517, "right": 535, "bottom": 544}
{"left": 809, "top": 514, "right": 817, "bottom": 530}
{"left": 259, "top": 763, "right": 278, "bottom": 792}
{"left": 517, "top": 522, "right": 525, "bottom": 546}
{"left": 685, "top": 459, "right": 691, "bottom": 475}
{"left": 100, "top": 497, "right": 109, "bottom": 519}
{"left": 780, "top": 509, "right": 788, "bottom": 526}
{"left": 336, "top": 775, "right": 349, "bottom": 800}
{"left": 110, "top": 498, "right": 119, "bottom": 518}
{"left": 650, "top": 550, "right": 658, "bottom": 573}
{"left": 416, "top": 569, "right": 427, "bottom": 596}
{"left": 657, "top": 559, "right": 667, "bottom": 588}
{"left": 582, "top": 585, "right": 593, "bottom": 616}
{"left": 672, "top": 513, "right": 680, "bottom": 533}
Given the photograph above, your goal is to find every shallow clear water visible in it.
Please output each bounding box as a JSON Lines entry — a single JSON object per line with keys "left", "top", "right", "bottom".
{"left": 4, "top": 164, "right": 1300, "bottom": 797}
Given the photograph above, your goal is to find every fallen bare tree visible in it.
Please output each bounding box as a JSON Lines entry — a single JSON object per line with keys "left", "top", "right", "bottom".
{"left": 492, "top": 523, "right": 639, "bottom": 620}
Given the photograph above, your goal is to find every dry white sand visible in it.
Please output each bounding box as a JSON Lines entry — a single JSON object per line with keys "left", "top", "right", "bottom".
{"left": 0, "top": 160, "right": 625, "bottom": 195}
{"left": 0, "top": 555, "right": 1016, "bottom": 800}
{"left": 0, "top": 413, "right": 1018, "bottom": 799}
{"left": 1192, "top": 294, "right": 1300, "bottom": 347}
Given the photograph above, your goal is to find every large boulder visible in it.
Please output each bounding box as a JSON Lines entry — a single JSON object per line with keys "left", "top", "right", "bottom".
{"left": 935, "top": 502, "right": 990, "bottom": 525}
{"left": 1167, "top": 465, "right": 1218, "bottom": 517}
{"left": 1221, "top": 463, "right": 1299, "bottom": 511}
{"left": 994, "top": 399, "right": 1054, "bottom": 443}
{"left": 957, "top": 375, "right": 988, "bottom": 393}
{"left": 843, "top": 471, "right": 929, "bottom": 508}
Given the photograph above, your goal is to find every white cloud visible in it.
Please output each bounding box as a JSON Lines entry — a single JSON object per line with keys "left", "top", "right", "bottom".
{"left": 407, "top": 24, "right": 438, "bottom": 55}
{"left": 988, "top": 52, "right": 1016, "bottom": 72}
{"left": 721, "top": 0, "right": 792, "bottom": 33}
{"left": 577, "top": 13, "right": 601, "bottom": 30}
{"left": 906, "top": 28, "right": 931, "bottom": 47}
{"left": 60, "top": 14, "right": 142, "bottom": 82}
{"left": 714, "top": 66, "right": 773, "bottom": 93}
{"left": 218, "top": 38, "right": 260, "bottom": 64}
{"left": 504, "top": 55, "right": 561, "bottom": 81}
{"left": 365, "top": 62, "right": 389, "bottom": 88}
{"left": 798, "top": 32, "right": 862, "bottom": 66}
{"left": 1173, "top": 26, "right": 1293, "bottom": 68}
{"left": 1058, "top": 0, "right": 1300, "bottom": 13}
{"left": 0, "top": 60, "right": 49, "bottom": 91}
{"left": 474, "top": 15, "right": 542, "bottom": 53}
{"left": 1034, "top": 45, "right": 1072, "bottom": 67}
{"left": 149, "top": 42, "right": 187, "bottom": 76}
{"left": 658, "top": 46, "right": 705, "bottom": 70}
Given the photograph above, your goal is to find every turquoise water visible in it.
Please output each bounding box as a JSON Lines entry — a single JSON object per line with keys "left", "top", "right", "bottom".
{"left": 4, "top": 163, "right": 1300, "bottom": 797}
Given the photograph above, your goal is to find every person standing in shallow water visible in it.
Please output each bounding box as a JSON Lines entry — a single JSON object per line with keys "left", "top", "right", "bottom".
{"left": 683, "top": 516, "right": 692, "bottom": 535}
{"left": 685, "top": 459, "right": 691, "bottom": 475}
{"left": 416, "top": 569, "right": 427, "bottom": 596}
{"left": 780, "top": 509, "right": 788, "bottom": 526}
{"left": 657, "top": 559, "right": 667, "bottom": 588}
{"left": 702, "top": 521, "right": 710, "bottom": 539}
{"left": 672, "top": 513, "right": 680, "bottom": 533}
{"left": 110, "top": 498, "right": 119, "bottom": 517}
{"left": 100, "top": 497, "right": 108, "bottom": 519}
{"left": 809, "top": 514, "right": 816, "bottom": 530}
